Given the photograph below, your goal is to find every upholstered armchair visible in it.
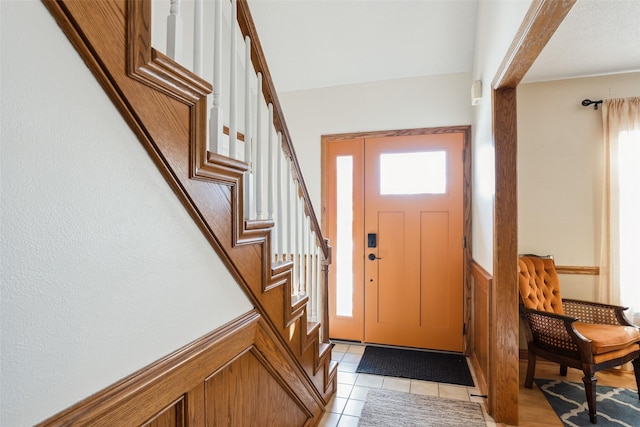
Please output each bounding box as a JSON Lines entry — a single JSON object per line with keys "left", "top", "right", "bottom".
{"left": 518, "top": 254, "right": 640, "bottom": 424}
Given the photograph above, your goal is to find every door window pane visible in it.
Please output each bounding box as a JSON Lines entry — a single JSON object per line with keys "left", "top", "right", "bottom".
{"left": 336, "top": 156, "right": 353, "bottom": 316}
{"left": 380, "top": 151, "right": 447, "bottom": 195}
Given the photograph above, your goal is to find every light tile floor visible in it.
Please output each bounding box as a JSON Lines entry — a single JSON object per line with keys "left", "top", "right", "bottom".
{"left": 318, "top": 342, "right": 497, "bottom": 427}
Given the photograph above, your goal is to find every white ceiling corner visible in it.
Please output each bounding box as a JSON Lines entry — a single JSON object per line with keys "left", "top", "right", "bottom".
{"left": 248, "top": 0, "right": 479, "bottom": 93}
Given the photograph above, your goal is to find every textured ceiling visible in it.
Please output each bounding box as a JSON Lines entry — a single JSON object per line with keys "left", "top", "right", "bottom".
{"left": 524, "top": 0, "right": 640, "bottom": 83}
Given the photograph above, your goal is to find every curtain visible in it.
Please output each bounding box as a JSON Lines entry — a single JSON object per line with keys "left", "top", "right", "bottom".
{"left": 599, "top": 97, "right": 640, "bottom": 327}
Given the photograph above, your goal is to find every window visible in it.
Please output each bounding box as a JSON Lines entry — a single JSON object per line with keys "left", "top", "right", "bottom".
{"left": 617, "top": 129, "right": 640, "bottom": 324}
{"left": 379, "top": 151, "right": 447, "bottom": 195}
{"left": 600, "top": 98, "right": 640, "bottom": 326}
{"left": 335, "top": 156, "right": 353, "bottom": 316}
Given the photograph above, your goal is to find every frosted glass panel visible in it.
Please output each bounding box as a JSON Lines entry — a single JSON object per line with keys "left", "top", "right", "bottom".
{"left": 336, "top": 156, "right": 353, "bottom": 317}
{"left": 380, "top": 151, "right": 447, "bottom": 195}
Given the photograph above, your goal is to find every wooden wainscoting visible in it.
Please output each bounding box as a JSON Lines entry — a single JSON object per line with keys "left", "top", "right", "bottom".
{"left": 37, "top": 310, "right": 326, "bottom": 426}
{"left": 469, "top": 260, "right": 492, "bottom": 397}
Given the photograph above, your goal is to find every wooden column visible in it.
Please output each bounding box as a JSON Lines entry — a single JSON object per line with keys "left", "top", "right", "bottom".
{"left": 489, "top": 1, "right": 576, "bottom": 423}
{"left": 490, "top": 87, "right": 519, "bottom": 424}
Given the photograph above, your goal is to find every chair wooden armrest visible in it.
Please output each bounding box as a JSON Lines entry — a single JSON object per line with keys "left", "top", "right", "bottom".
{"left": 563, "top": 298, "right": 636, "bottom": 326}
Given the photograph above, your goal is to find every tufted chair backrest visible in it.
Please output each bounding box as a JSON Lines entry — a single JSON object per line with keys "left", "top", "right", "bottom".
{"left": 518, "top": 255, "right": 564, "bottom": 314}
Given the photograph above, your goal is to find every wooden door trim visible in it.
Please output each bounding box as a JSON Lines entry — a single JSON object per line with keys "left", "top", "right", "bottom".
{"left": 321, "top": 126, "right": 472, "bottom": 349}
{"left": 489, "top": 0, "right": 576, "bottom": 424}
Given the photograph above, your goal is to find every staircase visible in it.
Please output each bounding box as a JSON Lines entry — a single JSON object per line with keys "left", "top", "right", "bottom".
{"left": 42, "top": 0, "right": 336, "bottom": 424}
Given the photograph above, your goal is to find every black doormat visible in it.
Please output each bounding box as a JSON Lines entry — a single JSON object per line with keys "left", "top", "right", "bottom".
{"left": 355, "top": 346, "right": 474, "bottom": 386}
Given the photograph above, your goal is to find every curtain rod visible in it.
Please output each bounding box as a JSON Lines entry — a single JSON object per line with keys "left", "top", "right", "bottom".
{"left": 581, "top": 99, "right": 603, "bottom": 110}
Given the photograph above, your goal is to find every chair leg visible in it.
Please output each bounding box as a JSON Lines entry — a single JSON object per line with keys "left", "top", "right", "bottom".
{"left": 525, "top": 351, "right": 536, "bottom": 388}
{"left": 633, "top": 358, "right": 640, "bottom": 400}
{"left": 581, "top": 367, "right": 597, "bottom": 424}
{"left": 559, "top": 365, "right": 568, "bottom": 376}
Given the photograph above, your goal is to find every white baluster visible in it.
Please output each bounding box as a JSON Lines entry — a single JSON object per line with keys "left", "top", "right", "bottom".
{"left": 209, "top": 0, "right": 223, "bottom": 153}
{"left": 166, "top": 0, "right": 183, "bottom": 62}
{"left": 318, "top": 247, "right": 325, "bottom": 341}
{"left": 310, "top": 230, "right": 317, "bottom": 322}
{"left": 286, "top": 158, "right": 292, "bottom": 265}
{"left": 307, "top": 230, "right": 314, "bottom": 320}
{"left": 244, "top": 37, "right": 252, "bottom": 164}
{"left": 255, "top": 73, "right": 263, "bottom": 219}
{"left": 268, "top": 117, "right": 276, "bottom": 260}
{"left": 243, "top": 38, "right": 253, "bottom": 220}
{"left": 299, "top": 210, "right": 306, "bottom": 295}
{"left": 228, "top": 0, "right": 237, "bottom": 158}
{"left": 276, "top": 133, "right": 284, "bottom": 260}
{"left": 311, "top": 232, "right": 320, "bottom": 322}
{"left": 193, "top": 0, "right": 203, "bottom": 75}
{"left": 294, "top": 188, "right": 300, "bottom": 294}
{"left": 302, "top": 209, "right": 308, "bottom": 296}
{"left": 302, "top": 215, "right": 309, "bottom": 296}
{"left": 307, "top": 223, "right": 313, "bottom": 300}
{"left": 314, "top": 235, "right": 320, "bottom": 322}
{"left": 267, "top": 104, "right": 274, "bottom": 220}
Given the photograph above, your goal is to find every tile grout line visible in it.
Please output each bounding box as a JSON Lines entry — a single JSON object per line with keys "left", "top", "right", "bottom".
{"left": 322, "top": 343, "right": 495, "bottom": 427}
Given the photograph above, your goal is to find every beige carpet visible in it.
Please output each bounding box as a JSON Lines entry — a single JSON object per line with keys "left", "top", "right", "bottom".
{"left": 358, "top": 389, "right": 486, "bottom": 427}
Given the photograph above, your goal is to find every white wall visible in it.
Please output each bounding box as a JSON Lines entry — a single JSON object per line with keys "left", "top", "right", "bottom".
{"left": 279, "top": 73, "right": 473, "bottom": 212}
{"left": 0, "top": 3, "right": 252, "bottom": 425}
{"left": 471, "top": 0, "right": 533, "bottom": 272}
{"left": 518, "top": 72, "right": 640, "bottom": 301}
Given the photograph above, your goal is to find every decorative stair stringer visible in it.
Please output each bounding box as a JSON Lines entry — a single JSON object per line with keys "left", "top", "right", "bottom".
{"left": 191, "top": 114, "right": 338, "bottom": 406}
{"left": 195, "top": 149, "right": 335, "bottom": 398}
{"left": 42, "top": 0, "right": 336, "bottom": 410}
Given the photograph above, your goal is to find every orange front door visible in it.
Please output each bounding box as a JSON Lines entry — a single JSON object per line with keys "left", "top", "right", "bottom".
{"left": 363, "top": 133, "right": 464, "bottom": 351}
{"left": 326, "top": 130, "right": 465, "bottom": 352}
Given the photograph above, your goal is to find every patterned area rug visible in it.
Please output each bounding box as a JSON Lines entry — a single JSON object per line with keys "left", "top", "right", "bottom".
{"left": 356, "top": 346, "right": 474, "bottom": 386}
{"left": 358, "top": 389, "right": 486, "bottom": 426}
{"left": 535, "top": 379, "right": 640, "bottom": 426}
